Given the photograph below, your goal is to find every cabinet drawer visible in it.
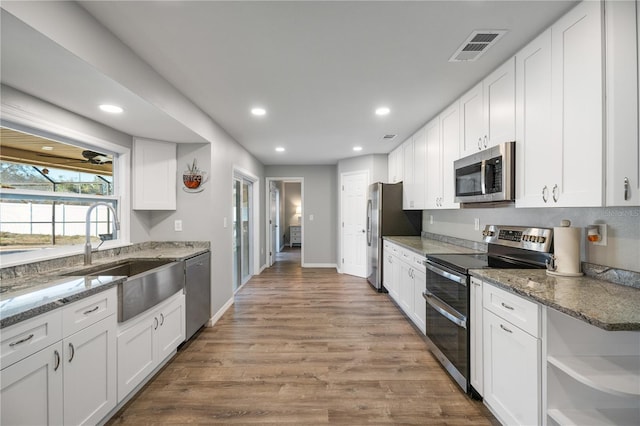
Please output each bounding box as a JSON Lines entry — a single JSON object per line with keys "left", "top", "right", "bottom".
{"left": 398, "top": 248, "right": 413, "bottom": 263}
{"left": 63, "top": 288, "right": 117, "bottom": 336}
{"left": 412, "top": 254, "right": 426, "bottom": 272}
{"left": 483, "top": 283, "right": 540, "bottom": 337}
{"left": 1, "top": 310, "right": 63, "bottom": 370}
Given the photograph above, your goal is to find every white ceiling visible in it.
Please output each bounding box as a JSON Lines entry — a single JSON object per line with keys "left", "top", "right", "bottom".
{"left": 3, "top": 1, "right": 578, "bottom": 165}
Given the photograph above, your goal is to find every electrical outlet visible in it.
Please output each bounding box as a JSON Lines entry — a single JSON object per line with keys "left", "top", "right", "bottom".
{"left": 587, "top": 224, "right": 607, "bottom": 246}
{"left": 174, "top": 220, "right": 183, "bottom": 232}
{"left": 309, "top": 214, "right": 314, "bottom": 221}
{"left": 474, "top": 218, "right": 480, "bottom": 231}
{"left": 430, "top": 215, "right": 434, "bottom": 225}
{"left": 223, "top": 217, "right": 227, "bottom": 228}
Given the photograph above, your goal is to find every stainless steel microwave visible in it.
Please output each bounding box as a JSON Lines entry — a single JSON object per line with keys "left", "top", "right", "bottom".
{"left": 453, "top": 141, "right": 515, "bottom": 204}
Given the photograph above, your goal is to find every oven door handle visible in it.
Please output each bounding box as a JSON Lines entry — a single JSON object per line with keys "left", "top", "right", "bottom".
{"left": 423, "top": 291, "right": 467, "bottom": 329}
{"left": 424, "top": 262, "right": 466, "bottom": 285}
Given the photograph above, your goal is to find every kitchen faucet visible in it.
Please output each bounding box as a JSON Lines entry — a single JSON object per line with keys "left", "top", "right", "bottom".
{"left": 85, "top": 202, "right": 120, "bottom": 265}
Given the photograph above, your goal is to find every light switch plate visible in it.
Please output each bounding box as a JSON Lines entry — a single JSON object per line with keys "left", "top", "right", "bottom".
{"left": 174, "top": 220, "right": 183, "bottom": 232}
{"left": 474, "top": 218, "right": 480, "bottom": 231}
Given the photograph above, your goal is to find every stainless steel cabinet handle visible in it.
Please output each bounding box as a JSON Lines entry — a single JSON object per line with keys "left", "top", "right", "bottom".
{"left": 83, "top": 306, "right": 99, "bottom": 315}
{"left": 501, "top": 302, "right": 514, "bottom": 310}
{"left": 624, "top": 177, "right": 630, "bottom": 201}
{"left": 478, "top": 137, "right": 482, "bottom": 150}
{"left": 542, "top": 185, "right": 549, "bottom": 203}
{"left": 154, "top": 317, "right": 159, "bottom": 330}
{"left": 68, "top": 343, "right": 75, "bottom": 363}
{"left": 9, "top": 333, "right": 34, "bottom": 347}
{"left": 500, "top": 324, "right": 513, "bottom": 333}
{"left": 54, "top": 350, "right": 61, "bottom": 371}
{"left": 552, "top": 184, "right": 559, "bottom": 202}
{"left": 160, "top": 313, "right": 165, "bottom": 326}
{"left": 473, "top": 281, "right": 482, "bottom": 287}
{"left": 483, "top": 135, "right": 488, "bottom": 148}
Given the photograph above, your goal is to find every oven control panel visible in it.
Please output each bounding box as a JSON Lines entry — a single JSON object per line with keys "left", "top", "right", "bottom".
{"left": 482, "top": 225, "right": 553, "bottom": 252}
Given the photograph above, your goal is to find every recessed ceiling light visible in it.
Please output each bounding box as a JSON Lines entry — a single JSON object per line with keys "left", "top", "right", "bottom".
{"left": 41, "top": 146, "right": 54, "bottom": 151}
{"left": 99, "top": 104, "right": 123, "bottom": 113}
{"left": 275, "top": 147, "right": 285, "bottom": 152}
{"left": 375, "top": 107, "right": 390, "bottom": 116}
{"left": 251, "top": 107, "right": 266, "bottom": 116}
{"left": 353, "top": 146, "right": 363, "bottom": 152}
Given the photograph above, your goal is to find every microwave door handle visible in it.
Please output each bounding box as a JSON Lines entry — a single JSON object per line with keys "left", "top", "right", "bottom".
{"left": 423, "top": 291, "right": 467, "bottom": 329}
{"left": 480, "top": 160, "right": 487, "bottom": 195}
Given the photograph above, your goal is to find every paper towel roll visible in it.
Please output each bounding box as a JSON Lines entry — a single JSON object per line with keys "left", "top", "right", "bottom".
{"left": 550, "top": 226, "right": 583, "bottom": 276}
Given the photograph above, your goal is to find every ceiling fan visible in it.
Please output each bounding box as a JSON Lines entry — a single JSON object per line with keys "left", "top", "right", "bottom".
{"left": 36, "top": 150, "right": 112, "bottom": 165}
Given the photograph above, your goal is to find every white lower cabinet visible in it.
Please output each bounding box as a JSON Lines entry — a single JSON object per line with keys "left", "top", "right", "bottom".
{"left": 546, "top": 308, "right": 640, "bottom": 426}
{"left": 1, "top": 342, "right": 64, "bottom": 426}
{"left": 411, "top": 267, "right": 426, "bottom": 334}
{"left": 0, "top": 288, "right": 117, "bottom": 426}
{"left": 483, "top": 282, "right": 541, "bottom": 426}
{"left": 117, "top": 291, "right": 185, "bottom": 402}
{"left": 469, "top": 277, "right": 483, "bottom": 396}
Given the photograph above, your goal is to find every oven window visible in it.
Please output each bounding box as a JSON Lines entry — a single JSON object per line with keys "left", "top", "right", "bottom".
{"left": 455, "top": 163, "right": 482, "bottom": 196}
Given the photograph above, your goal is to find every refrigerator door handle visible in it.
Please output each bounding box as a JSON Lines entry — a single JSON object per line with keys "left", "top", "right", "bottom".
{"left": 366, "top": 199, "right": 372, "bottom": 246}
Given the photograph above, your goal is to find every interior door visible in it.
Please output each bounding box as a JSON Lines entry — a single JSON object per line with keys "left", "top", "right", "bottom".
{"left": 269, "top": 182, "right": 279, "bottom": 266}
{"left": 341, "top": 170, "right": 369, "bottom": 277}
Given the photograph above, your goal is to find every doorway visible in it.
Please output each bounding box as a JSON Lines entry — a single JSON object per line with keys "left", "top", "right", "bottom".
{"left": 266, "top": 177, "right": 304, "bottom": 267}
{"left": 233, "top": 175, "right": 254, "bottom": 291}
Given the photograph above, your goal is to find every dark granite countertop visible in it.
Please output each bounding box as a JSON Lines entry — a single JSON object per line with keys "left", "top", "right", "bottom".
{"left": 1, "top": 243, "right": 209, "bottom": 329}
{"left": 384, "top": 236, "right": 483, "bottom": 256}
{"left": 472, "top": 269, "right": 640, "bottom": 331}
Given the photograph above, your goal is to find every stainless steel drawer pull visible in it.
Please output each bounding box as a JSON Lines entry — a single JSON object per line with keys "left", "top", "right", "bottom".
{"left": 624, "top": 177, "right": 630, "bottom": 201}
{"left": 500, "top": 324, "right": 513, "bottom": 333}
{"left": 9, "top": 334, "right": 34, "bottom": 347}
{"left": 501, "top": 302, "right": 514, "bottom": 310}
{"left": 54, "top": 350, "right": 61, "bottom": 371}
{"left": 154, "top": 317, "right": 159, "bottom": 330}
{"left": 83, "top": 306, "right": 99, "bottom": 315}
{"left": 160, "top": 313, "right": 165, "bottom": 326}
{"left": 68, "top": 343, "right": 75, "bottom": 363}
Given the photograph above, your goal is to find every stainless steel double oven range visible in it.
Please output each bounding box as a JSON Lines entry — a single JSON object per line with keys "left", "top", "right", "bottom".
{"left": 422, "top": 225, "right": 553, "bottom": 395}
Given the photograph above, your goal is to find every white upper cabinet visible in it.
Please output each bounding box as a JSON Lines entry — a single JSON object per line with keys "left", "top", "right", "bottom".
{"left": 388, "top": 145, "right": 404, "bottom": 184}
{"left": 605, "top": 0, "right": 639, "bottom": 206}
{"left": 515, "top": 29, "right": 554, "bottom": 208}
{"left": 403, "top": 127, "right": 427, "bottom": 210}
{"left": 549, "top": 0, "right": 604, "bottom": 207}
{"left": 517, "top": 1, "right": 604, "bottom": 207}
{"left": 133, "top": 138, "right": 177, "bottom": 210}
{"left": 460, "top": 59, "right": 515, "bottom": 157}
{"left": 426, "top": 102, "right": 460, "bottom": 209}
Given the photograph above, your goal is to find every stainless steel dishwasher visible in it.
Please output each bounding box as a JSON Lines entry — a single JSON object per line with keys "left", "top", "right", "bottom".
{"left": 185, "top": 252, "right": 211, "bottom": 340}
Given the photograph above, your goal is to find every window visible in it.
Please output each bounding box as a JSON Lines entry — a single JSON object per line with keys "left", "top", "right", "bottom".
{"left": 0, "top": 126, "right": 121, "bottom": 256}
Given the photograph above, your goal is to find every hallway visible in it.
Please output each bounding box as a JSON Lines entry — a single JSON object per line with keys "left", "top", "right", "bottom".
{"left": 107, "top": 253, "right": 496, "bottom": 424}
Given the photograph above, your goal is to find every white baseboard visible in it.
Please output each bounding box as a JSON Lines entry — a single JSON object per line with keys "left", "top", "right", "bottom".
{"left": 258, "top": 263, "right": 267, "bottom": 274}
{"left": 302, "top": 263, "right": 338, "bottom": 269}
{"left": 207, "top": 296, "right": 234, "bottom": 327}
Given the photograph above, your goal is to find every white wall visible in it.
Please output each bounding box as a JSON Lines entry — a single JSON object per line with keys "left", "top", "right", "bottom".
{"left": 265, "top": 165, "right": 337, "bottom": 266}
{"left": 423, "top": 206, "right": 640, "bottom": 272}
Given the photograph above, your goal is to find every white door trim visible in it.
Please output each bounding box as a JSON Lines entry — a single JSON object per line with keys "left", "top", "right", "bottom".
{"left": 265, "top": 177, "right": 305, "bottom": 268}
{"left": 232, "top": 166, "right": 260, "bottom": 285}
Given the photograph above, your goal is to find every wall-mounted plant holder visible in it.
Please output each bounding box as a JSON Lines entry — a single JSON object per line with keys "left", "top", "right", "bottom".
{"left": 587, "top": 224, "right": 607, "bottom": 246}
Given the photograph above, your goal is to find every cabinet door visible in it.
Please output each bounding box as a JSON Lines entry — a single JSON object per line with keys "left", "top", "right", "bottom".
{"left": 389, "top": 252, "right": 401, "bottom": 302}
{"left": 460, "top": 82, "right": 484, "bottom": 156}
{"left": 117, "top": 314, "right": 157, "bottom": 402}
{"left": 469, "top": 278, "right": 483, "bottom": 395}
{"left": 63, "top": 316, "right": 116, "bottom": 426}
{"left": 402, "top": 139, "right": 415, "bottom": 209}
{"left": 399, "top": 260, "right": 413, "bottom": 315}
{"left": 483, "top": 58, "right": 515, "bottom": 149}
{"left": 412, "top": 269, "right": 426, "bottom": 334}
{"left": 412, "top": 127, "right": 427, "bottom": 210}
{"left": 388, "top": 149, "right": 397, "bottom": 183}
{"left": 133, "top": 138, "right": 177, "bottom": 210}
{"left": 157, "top": 294, "right": 186, "bottom": 362}
{"left": 394, "top": 145, "right": 404, "bottom": 183}
{"left": 515, "top": 29, "right": 556, "bottom": 208}
{"left": 551, "top": 0, "right": 604, "bottom": 207}
{"left": 382, "top": 247, "right": 394, "bottom": 295}
{"left": 439, "top": 101, "right": 461, "bottom": 209}
{"left": 1, "top": 343, "right": 63, "bottom": 426}
{"left": 483, "top": 309, "right": 540, "bottom": 426}
{"left": 425, "top": 117, "right": 442, "bottom": 209}
{"left": 605, "top": 0, "right": 640, "bottom": 206}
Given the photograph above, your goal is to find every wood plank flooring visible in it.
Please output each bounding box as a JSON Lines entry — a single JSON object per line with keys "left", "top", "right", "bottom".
{"left": 107, "top": 248, "right": 497, "bottom": 424}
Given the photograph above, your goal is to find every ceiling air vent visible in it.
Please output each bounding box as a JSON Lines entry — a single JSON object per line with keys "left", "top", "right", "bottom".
{"left": 383, "top": 134, "right": 397, "bottom": 140}
{"left": 449, "top": 30, "right": 507, "bottom": 62}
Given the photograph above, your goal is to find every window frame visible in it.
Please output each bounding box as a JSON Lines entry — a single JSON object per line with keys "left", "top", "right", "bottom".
{"left": 0, "top": 120, "right": 131, "bottom": 268}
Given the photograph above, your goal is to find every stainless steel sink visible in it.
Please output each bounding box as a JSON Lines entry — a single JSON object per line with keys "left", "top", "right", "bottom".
{"left": 63, "top": 259, "right": 185, "bottom": 322}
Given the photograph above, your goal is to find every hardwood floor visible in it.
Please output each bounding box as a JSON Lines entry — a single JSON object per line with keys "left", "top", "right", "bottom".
{"left": 108, "top": 248, "right": 497, "bottom": 424}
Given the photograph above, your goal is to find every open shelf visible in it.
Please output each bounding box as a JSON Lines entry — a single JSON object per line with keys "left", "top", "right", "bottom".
{"left": 548, "top": 408, "right": 640, "bottom": 426}
{"left": 547, "top": 355, "right": 640, "bottom": 398}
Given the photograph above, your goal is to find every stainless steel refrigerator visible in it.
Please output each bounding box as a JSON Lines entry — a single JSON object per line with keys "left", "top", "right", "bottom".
{"left": 366, "top": 182, "right": 422, "bottom": 291}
